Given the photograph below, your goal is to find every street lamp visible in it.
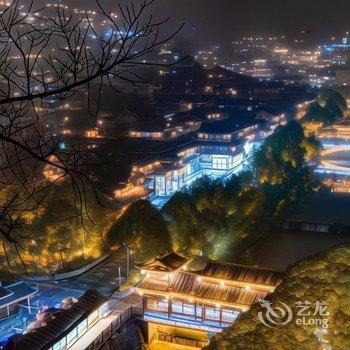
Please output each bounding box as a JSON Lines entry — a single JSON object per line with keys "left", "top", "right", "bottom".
{"left": 122, "top": 242, "right": 130, "bottom": 282}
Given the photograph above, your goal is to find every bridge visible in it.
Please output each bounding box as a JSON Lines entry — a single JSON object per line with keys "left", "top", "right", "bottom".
{"left": 317, "top": 140, "right": 350, "bottom": 174}
{"left": 321, "top": 145, "right": 350, "bottom": 156}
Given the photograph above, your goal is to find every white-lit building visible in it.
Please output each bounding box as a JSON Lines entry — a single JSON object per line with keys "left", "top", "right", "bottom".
{"left": 116, "top": 113, "right": 286, "bottom": 206}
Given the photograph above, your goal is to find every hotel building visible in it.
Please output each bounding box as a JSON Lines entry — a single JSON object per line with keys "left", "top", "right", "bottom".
{"left": 115, "top": 113, "right": 284, "bottom": 207}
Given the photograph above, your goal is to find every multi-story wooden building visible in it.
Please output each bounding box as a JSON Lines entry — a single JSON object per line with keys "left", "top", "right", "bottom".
{"left": 136, "top": 252, "right": 285, "bottom": 349}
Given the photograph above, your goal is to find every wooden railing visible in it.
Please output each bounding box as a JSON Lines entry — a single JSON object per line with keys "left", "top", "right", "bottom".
{"left": 85, "top": 305, "right": 144, "bottom": 350}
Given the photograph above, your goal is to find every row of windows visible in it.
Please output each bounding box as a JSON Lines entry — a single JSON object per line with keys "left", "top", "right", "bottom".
{"left": 49, "top": 303, "right": 108, "bottom": 350}
{"left": 212, "top": 157, "right": 229, "bottom": 170}
{"left": 198, "top": 133, "right": 232, "bottom": 141}
{"left": 153, "top": 155, "right": 240, "bottom": 194}
{"left": 301, "top": 223, "right": 329, "bottom": 232}
{"left": 146, "top": 298, "right": 239, "bottom": 323}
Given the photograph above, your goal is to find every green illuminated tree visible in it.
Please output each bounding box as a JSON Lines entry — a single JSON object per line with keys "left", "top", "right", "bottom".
{"left": 254, "top": 121, "right": 320, "bottom": 185}
{"left": 303, "top": 89, "right": 346, "bottom": 124}
{"left": 164, "top": 123, "right": 320, "bottom": 261}
{"left": 0, "top": 181, "right": 114, "bottom": 274}
{"left": 106, "top": 200, "right": 171, "bottom": 262}
{"left": 163, "top": 173, "right": 268, "bottom": 260}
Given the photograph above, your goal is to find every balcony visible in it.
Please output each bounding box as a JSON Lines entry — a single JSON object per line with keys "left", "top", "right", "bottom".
{"left": 144, "top": 307, "right": 238, "bottom": 333}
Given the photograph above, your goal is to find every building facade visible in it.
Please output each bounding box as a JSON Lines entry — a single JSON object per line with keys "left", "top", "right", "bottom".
{"left": 6, "top": 290, "right": 109, "bottom": 350}
{"left": 115, "top": 112, "right": 285, "bottom": 207}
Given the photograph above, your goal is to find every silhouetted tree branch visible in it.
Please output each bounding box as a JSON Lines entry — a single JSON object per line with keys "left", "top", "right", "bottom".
{"left": 0, "top": 0, "right": 182, "bottom": 272}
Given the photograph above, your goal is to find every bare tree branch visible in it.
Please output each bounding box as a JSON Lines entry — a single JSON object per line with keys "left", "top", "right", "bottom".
{"left": 0, "top": 0, "right": 182, "bottom": 273}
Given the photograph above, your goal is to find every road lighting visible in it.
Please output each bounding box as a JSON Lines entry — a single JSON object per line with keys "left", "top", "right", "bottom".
{"left": 122, "top": 243, "right": 130, "bottom": 282}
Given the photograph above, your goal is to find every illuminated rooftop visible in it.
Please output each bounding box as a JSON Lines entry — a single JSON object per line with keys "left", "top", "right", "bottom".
{"left": 137, "top": 259, "right": 285, "bottom": 310}
{"left": 137, "top": 251, "right": 191, "bottom": 273}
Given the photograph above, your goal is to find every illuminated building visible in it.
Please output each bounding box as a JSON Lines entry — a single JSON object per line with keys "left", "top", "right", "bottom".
{"left": 197, "top": 119, "right": 259, "bottom": 142}
{"left": 7, "top": 290, "right": 109, "bottom": 350}
{"left": 284, "top": 192, "right": 350, "bottom": 235}
{"left": 116, "top": 113, "right": 285, "bottom": 206}
{"left": 84, "top": 128, "right": 102, "bottom": 139}
{"left": 0, "top": 282, "right": 37, "bottom": 319}
{"left": 136, "top": 252, "right": 285, "bottom": 348}
{"left": 332, "top": 178, "right": 350, "bottom": 194}
{"left": 125, "top": 139, "right": 251, "bottom": 201}
{"left": 203, "top": 85, "right": 214, "bottom": 94}
{"left": 317, "top": 120, "right": 350, "bottom": 139}
{"left": 43, "top": 155, "right": 66, "bottom": 182}
{"left": 114, "top": 173, "right": 153, "bottom": 205}
{"left": 129, "top": 126, "right": 178, "bottom": 140}
{"left": 322, "top": 37, "right": 350, "bottom": 65}
{"left": 335, "top": 67, "right": 350, "bottom": 86}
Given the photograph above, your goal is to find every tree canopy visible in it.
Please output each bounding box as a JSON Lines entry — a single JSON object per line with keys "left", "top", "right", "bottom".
{"left": 162, "top": 174, "right": 252, "bottom": 259}
{"left": 106, "top": 200, "right": 171, "bottom": 262}
{"left": 303, "top": 89, "right": 346, "bottom": 124}
{"left": 162, "top": 122, "right": 321, "bottom": 261}
{"left": 205, "top": 243, "right": 350, "bottom": 350}
{"left": 254, "top": 121, "right": 320, "bottom": 185}
{"left": 0, "top": 181, "right": 115, "bottom": 275}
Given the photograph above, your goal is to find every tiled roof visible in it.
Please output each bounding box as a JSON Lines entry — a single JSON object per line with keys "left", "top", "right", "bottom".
{"left": 6, "top": 290, "right": 106, "bottom": 350}
{"left": 0, "top": 287, "right": 13, "bottom": 300}
{"left": 139, "top": 271, "right": 268, "bottom": 308}
{"left": 200, "top": 261, "right": 285, "bottom": 287}
{"left": 137, "top": 251, "right": 190, "bottom": 273}
{"left": 198, "top": 118, "right": 258, "bottom": 134}
{"left": 138, "top": 260, "right": 285, "bottom": 309}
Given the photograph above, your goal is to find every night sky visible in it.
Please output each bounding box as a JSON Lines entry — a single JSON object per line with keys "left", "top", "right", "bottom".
{"left": 77, "top": 0, "right": 350, "bottom": 45}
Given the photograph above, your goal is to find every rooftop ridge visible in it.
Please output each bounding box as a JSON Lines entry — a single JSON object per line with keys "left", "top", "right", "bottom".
{"left": 205, "top": 259, "right": 286, "bottom": 273}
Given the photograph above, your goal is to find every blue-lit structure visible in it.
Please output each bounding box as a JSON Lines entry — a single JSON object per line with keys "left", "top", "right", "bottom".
{"left": 5, "top": 290, "right": 108, "bottom": 350}
{"left": 115, "top": 114, "right": 285, "bottom": 207}
{"left": 0, "top": 282, "right": 37, "bottom": 320}
{"left": 0, "top": 282, "right": 37, "bottom": 348}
